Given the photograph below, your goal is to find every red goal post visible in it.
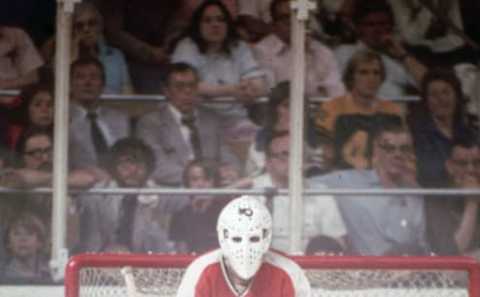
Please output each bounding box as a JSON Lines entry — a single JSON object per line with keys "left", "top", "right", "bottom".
{"left": 65, "top": 253, "right": 480, "bottom": 297}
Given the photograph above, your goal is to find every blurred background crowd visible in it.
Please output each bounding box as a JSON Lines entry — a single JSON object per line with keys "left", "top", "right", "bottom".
{"left": 0, "top": 0, "right": 479, "bottom": 284}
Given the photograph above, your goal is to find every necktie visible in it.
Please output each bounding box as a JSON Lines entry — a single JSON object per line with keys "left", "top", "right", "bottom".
{"left": 181, "top": 114, "right": 203, "bottom": 159}
{"left": 87, "top": 112, "right": 109, "bottom": 157}
{"left": 117, "top": 195, "right": 138, "bottom": 249}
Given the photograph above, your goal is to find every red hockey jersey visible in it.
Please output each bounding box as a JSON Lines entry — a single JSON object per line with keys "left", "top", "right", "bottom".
{"left": 176, "top": 249, "right": 311, "bottom": 297}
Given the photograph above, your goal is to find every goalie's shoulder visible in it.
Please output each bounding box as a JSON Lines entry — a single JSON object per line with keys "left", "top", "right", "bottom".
{"left": 176, "top": 249, "right": 222, "bottom": 297}
{"left": 185, "top": 249, "right": 222, "bottom": 273}
{"left": 263, "top": 250, "right": 312, "bottom": 296}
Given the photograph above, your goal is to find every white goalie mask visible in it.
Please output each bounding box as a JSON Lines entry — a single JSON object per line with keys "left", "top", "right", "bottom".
{"left": 217, "top": 196, "right": 272, "bottom": 280}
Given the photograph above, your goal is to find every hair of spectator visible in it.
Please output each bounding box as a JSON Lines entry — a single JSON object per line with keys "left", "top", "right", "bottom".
{"left": 268, "top": 81, "right": 290, "bottom": 127}
{"left": 14, "top": 126, "right": 53, "bottom": 166}
{"left": 70, "top": 57, "right": 106, "bottom": 84}
{"left": 343, "top": 50, "right": 386, "bottom": 91}
{"left": 164, "top": 62, "right": 199, "bottom": 86}
{"left": 107, "top": 137, "right": 156, "bottom": 177}
{"left": 270, "top": 0, "right": 290, "bottom": 22}
{"left": 420, "top": 68, "right": 466, "bottom": 127}
{"left": 182, "top": 159, "right": 218, "bottom": 188}
{"left": 4, "top": 210, "right": 47, "bottom": 254}
{"left": 309, "top": 130, "right": 335, "bottom": 149}
{"left": 187, "top": 0, "right": 239, "bottom": 54}
{"left": 265, "top": 130, "right": 290, "bottom": 158}
{"left": 73, "top": 1, "right": 103, "bottom": 31}
{"left": 371, "top": 121, "right": 410, "bottom": 144}
{"left": 352, "top": 0, "right": 394, "bottom": 25}
{"left": 15, "top": 82, "right": 54, "bottom": 126}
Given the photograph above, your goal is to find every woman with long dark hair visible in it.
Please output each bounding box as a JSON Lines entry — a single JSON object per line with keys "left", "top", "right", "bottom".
{"left": 410, "top": 68, "right": 475, "bottom": 187}
{"left": 172, "top": 0, "right": 266, "bottom": 124}
{"left": 7, "top": 83, "right": 54, "bottom": 150}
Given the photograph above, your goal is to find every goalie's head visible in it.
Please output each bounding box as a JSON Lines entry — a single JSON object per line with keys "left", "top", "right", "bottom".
{"left": 217, "top": 196, "right": 272, "bottom": 280}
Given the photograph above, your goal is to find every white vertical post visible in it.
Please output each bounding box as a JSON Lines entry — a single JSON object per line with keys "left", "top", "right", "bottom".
{"left": 50, "top": 0, "right": 79, "bottom": 281}
{"left": 288, "top": 0, "right": 316, "bottom": 254}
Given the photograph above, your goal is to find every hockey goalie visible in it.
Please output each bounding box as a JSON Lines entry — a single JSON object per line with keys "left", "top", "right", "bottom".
{"left": 176, "top": 196, "right": 311, "bottom": 297}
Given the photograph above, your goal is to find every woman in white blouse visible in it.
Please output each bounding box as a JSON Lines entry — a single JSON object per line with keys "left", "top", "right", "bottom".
{"left": 172, "top": 0, "right": 267, "bottom": 122}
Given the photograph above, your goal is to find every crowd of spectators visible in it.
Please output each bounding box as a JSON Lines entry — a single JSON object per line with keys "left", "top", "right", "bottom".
{"left": 0, "top": 0, "right": 479, "bottom": 284}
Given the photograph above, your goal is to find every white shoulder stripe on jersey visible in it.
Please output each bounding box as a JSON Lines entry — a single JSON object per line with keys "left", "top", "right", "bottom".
{"left": 263, "top": 251, "right": 312, "bottom": 297}
{"left": 176, "top": 249, "right": 222, "bottom": 297}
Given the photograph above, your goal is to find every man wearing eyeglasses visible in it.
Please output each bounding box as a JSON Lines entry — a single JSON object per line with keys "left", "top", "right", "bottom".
{"left": 250, "top": 131, "right": 347, "bottom": 253}
{"left": 77, "top": 137, "right": 188, "bottom": 253}
{"left": 137, "top": 62, "right": 239, "bottom": 186}
{"left": 311, "top": 122, "right": 430, "bottom": 256}
{"left": 426, "top": 141, "right": 480, "bottom": 256}
{"left": 1, "top": 128, "right": 106, "bottom": 189}
{"left": 0, "top": 128, "right": 106, "bottom": 252}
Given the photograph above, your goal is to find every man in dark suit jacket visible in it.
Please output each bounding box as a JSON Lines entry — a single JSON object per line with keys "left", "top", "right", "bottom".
{"left": 68, "top": 57, "right": 130, "bottom": 169}
{"left": 137, "top": 63, "right": 239, "bottom": 186}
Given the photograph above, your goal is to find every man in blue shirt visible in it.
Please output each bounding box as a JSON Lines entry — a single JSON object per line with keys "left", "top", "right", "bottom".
{"left": 310, "top": 122, "right": 430, "bottom": 255}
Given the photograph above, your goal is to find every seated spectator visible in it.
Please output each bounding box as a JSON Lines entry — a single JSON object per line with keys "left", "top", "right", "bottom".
{"left": 15, "top": 128, "right": 52, "bottom": 174}
{"left": 0, "top": 25, "right": 44, "bottom": 97}
{"left": 455, "top": 62, "right": 479, "bottom": 117}
{"left": 237, "top": 0, "right": 357, "bottom": 45}
{"left": 7, "top": 83, "right": 53, "bottom": 150}
{"left": 251, "top": 131, "right": 347, "bottom": 253}
{"left": 69, "top": 57, "right": 130, "bottom": 170}
{"left": 246, "top": 81, "right": 319, "bottom": 175}
{"left": 137, "top": 63, "right": 239, "bottom": 186}
{"left": 387, "top": 0, "right": 477, "bottom": 67}
{"left": 77, "top": 137, "right": 187, "bottom": 253}
{"left": 41, "top": 2, "right": 132, "bottom": 94}
{"left": 170, "top": 159, "right": 227, "bottom": 253}
{"left": 216, "top": 160, "right": 242, "bottom": 188}
{"left": 178, "top": 0, "right": 237, "bottom": 31}
{"left": 315, "top": 50, "right": 404, "bottom": 169}
{"left": 304, "top": 133, "right": 337, "bottom": 178}
{"left": 1, "top": 210, "right": 51, "bottom": 284}
{"left": 310, "top": 0, "right": 357, "bottom": 46}
{"left": 334, "top": 0, "right": 427, "bottom": 99}
{"left": 426, "top": 141, "right": 480, "bottom": 255}
{"left": 236, "top": 0, "right": 273, "bottom": 43}
{"left": 253, "top": 0, "right": 345, "bottom": 99}
{"left": 172, "top": 0, "right": 267, "bottom": 125}
{"left": 171, "top": 0, "right": 242, "bottom": 48}
{"left": 311, "top": 122, "right": 430, "bottom": 256}
{"left": 0, "top": 24, "right": 44, "bottom": 133}
{"left": 410, "top": 68, "right": 475, "bottom": 187}
{"left": 0, "top": 129, "right": 97, "bottom": 251}
{"left": 100, "top": 0, "right": 182, "bottom": 94}
{"left": 4, "top": 127, "right": 106, "bottom": 190}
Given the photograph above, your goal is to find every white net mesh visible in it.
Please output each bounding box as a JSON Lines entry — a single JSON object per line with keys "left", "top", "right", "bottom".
{"left": 73, "top": 262, "right": 472, "bottom": 297}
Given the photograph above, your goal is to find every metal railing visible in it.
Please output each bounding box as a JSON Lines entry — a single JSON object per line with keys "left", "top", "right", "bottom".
{"left": 0, "top": 89, "right": 420, "bottom": 103}
{"left": 1, "top": 186, "right": 479, "bottom": 197}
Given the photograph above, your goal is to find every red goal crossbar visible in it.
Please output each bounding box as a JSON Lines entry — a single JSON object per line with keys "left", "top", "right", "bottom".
{"left": 65, "top": 253, "right": 480, "bottom": 297}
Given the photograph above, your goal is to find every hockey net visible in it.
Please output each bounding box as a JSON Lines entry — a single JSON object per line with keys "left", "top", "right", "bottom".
{"left": 65, "top": 253, "right": 480, "bottom": 297}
